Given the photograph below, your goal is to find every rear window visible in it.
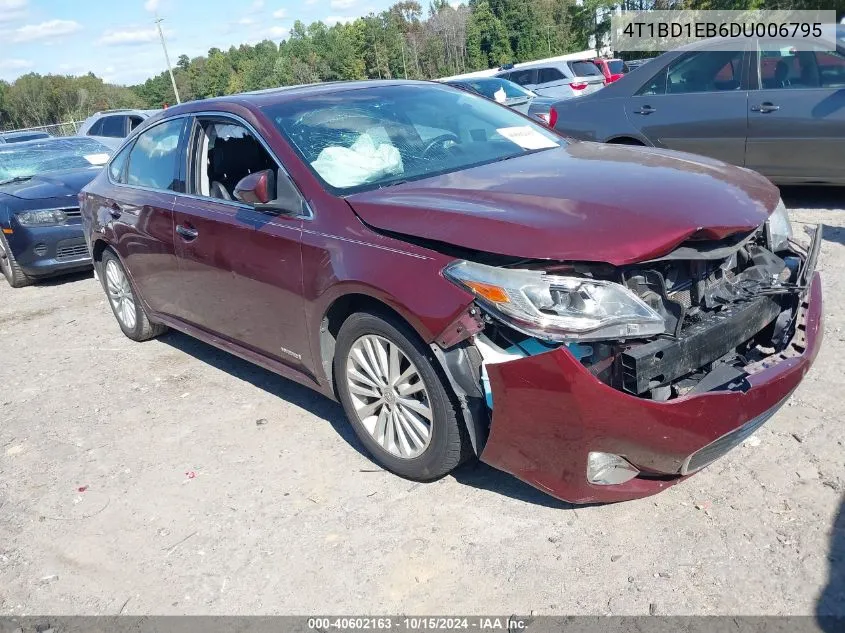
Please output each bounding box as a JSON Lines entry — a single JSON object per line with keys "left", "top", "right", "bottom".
{"left": 609, "top": 60, "right": 626, "bottom": 74}
{"left": 569, "top": 61, "right": 603, "bottom": 77}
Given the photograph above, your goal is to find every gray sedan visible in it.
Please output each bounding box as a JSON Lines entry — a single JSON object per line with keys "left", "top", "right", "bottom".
{"left": 551, "top": 38, "right": 845, "bottom": 185}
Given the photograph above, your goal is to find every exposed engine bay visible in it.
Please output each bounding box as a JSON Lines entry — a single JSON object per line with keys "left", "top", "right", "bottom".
{"left": 444, "top": 208, "right": 822, "bottom": 405}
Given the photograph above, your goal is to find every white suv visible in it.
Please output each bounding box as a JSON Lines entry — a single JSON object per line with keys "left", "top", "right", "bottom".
{"left": 495, "top": 60, "right": 605, "bottom": 100}
{"left": 77, "top": 109, "right": 161, "bottom": 150}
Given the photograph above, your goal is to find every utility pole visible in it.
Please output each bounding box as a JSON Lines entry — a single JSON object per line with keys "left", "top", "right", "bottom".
{"left": 155, "top": 16, "right": 181, "bottom": 104}
{"left": 546, "top": 25, "right": 552, "bottom": 54}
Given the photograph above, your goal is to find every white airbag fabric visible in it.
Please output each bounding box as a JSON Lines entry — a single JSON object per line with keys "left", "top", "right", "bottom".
{"left": 311, "top": 133, "right": 403, "bottom": 188}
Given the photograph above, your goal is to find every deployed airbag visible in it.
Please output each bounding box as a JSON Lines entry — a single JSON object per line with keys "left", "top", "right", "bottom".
{"left": 310, "top": 133, "right": 403, "bottom": 188}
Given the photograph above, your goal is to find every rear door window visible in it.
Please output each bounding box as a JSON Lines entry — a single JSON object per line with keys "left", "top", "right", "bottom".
{"left": 100, "top": 115, "right": 127, "bottom": 137}
{"left": 508, "top": 69, "right": 537, "bottom": 86}
{"left": 537, "top": 67, "right": 565, "bottom": 83}
{"left": 125, "top": 118, "right": 184, "bottom": 191}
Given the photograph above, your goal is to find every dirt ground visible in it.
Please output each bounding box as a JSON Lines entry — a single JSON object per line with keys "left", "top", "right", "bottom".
{"left": 1, "top": 187, "right": 843, "bottom": 617}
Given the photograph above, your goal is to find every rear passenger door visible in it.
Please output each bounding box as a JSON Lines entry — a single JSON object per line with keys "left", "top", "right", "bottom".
{"left": 746, "top": 42, "right": 845, "bottom": 183}
{"left": 170, "top": 114, "right": 310, "bottom": 369}
{"left": 624, "top": 49, "right": 750, "bottom": 166}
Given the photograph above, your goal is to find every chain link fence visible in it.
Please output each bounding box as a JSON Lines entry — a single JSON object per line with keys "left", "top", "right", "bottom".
{"left": 0, "top": 121, "right": 83, "bottom": 137}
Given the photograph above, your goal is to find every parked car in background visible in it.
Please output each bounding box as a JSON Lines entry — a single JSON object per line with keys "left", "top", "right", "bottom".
{"left": 77, "top": 109, "right": 161, "bottom": 150}
{"left": 0, "top": 137, "right": 111, "bottom": 287}
{"left": 593, "top": 58, "right": 628, "bottom": 83}
{"left": 81, "top": 80, "right": 821, "bottom": 504}
{"left": 444, "top": 77, "right": 557, "bottom": 124}
{"left": 550, "top": 38, "right": 845, "bottom": 185}
{"left": 495, "top": 59, "right": 605, "bottom": 100}
{"left": 0, "top": 130, "right": 52, "bottom": 144}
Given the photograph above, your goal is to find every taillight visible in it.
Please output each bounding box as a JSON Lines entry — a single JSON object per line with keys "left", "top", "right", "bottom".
{"left": 569, "top": 82, "right": 588, "bottom": 91}
{"left": 548, "top": 107, "right": 558, "bottom": 128}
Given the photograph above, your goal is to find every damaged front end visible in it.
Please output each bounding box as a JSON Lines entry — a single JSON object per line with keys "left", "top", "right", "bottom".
{"left": 436, "top": 202, "right": 824, "bottom": 503}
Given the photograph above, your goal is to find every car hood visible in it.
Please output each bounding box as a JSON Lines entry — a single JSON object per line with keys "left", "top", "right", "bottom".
{"left": 345, "top": 142, "right": 780, "bottom": 265}
{"left": 0, "top": 168, "right": 100, "bottom": 201}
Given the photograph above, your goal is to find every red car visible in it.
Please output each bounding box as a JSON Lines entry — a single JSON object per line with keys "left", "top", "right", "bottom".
{"left": 80, "top": 80, "right": 822, "bottom": 504}
{"left": 593, "top": 58, "right": 628, "bottom": 83}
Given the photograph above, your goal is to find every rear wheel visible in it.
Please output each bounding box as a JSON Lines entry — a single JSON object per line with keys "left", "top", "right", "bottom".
{"left": 0, "top": 233, "right": 34, "bottom": 288}
{"left": 334, "top": 311, "right": 468, "bottom": 481}
{"left": 100, "top": 249, "right": 167, "bottom": 341}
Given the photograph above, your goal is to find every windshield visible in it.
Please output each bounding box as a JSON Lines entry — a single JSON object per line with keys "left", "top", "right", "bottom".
{"left": 458, "top": 78, "right": 533, "bottom": 101}
{"left": 0, "top": 137, "right": 111, "bottom": 183}
{"left": 264, "top": 84, "right": 562, "bottom": 194}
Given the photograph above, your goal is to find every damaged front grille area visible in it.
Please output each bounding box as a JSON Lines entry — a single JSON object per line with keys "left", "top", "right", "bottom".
{"left": 606, "top": 224, "right": 817, "bottom": 400}
{"left": 470, "top": 222, "right": 820, "bottom": 403}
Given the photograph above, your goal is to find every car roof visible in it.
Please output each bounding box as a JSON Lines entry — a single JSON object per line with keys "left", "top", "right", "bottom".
{"left": 155, "top": 79, "right": 445, "bottom": 115}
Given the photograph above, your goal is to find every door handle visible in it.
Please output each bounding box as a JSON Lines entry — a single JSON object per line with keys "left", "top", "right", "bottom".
{"left": 108, "top": 202, "right": 122, "bottom": 219}
{"left": 751, "top": 102, "right": 780, "bottom": 113}
{"left": 176, "top": 224, "right": 199, "bottom": 240}
{"left": 634, "top": 105, "right": 656, "bottom": 115}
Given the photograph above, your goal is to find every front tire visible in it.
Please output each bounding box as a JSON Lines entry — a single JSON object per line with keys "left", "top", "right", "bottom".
{"left": 100, "top": 249, "right": 167, "bottom": 341}
{"left": 0, "top": 233, "right": 34, "bottom": 288}
{"left": 334, "top": 311, "right": 468, "bottom": 481}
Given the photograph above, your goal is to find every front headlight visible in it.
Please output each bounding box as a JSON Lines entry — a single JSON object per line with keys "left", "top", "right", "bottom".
{"left": 444, "top": 260, "right": 665, "bottom": 342}
{"left": 766, "top": 198, "right": 792, "bottom": 252}
{"left": 16, "top": 208, "right": 68, "bottom": 227}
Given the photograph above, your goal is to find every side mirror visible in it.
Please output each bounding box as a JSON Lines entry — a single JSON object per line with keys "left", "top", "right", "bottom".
{"left": 234, "top": 169, "right": 275, "bottom": 205}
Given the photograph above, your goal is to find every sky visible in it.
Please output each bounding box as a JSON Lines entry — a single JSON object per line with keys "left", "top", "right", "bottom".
{"left": 0, "top": 0, "right": 396, "bottom": 85}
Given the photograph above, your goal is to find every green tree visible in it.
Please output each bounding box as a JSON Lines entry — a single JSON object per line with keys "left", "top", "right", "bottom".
{"left": 466, "top": 1, "right": 513, "bottom": 69}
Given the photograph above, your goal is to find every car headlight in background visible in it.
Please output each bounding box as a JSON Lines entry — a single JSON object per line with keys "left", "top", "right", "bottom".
{"left": 766, "top": 198, "right": 792, "bottom": 252}
{"left": 444, "top": 260, "right": 665, "bottom": 341}
{"left": 15, "top": 209, "right": 68, "bottom": 227}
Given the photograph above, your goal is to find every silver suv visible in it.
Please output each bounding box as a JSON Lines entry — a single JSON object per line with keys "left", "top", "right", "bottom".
{"left": 495, "top": 60, "right": 605, "bottom": 100}
{"left": 77, "top": 109, "right": 161, "bottom": 150}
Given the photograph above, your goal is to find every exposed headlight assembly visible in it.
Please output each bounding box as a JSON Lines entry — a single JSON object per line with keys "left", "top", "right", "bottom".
{"left": 766, "top": 198, "right": 792, "bottom": 252}
{"left": 16, "top": 208, "right": 68, "bottom": 227}
{"left": 444, "top": 260, "right": 665, "bottom": 342}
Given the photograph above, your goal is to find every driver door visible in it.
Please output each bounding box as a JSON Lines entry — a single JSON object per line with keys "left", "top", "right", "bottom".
{"left": 171, "top": 114, "right": 310, "bottom": 370}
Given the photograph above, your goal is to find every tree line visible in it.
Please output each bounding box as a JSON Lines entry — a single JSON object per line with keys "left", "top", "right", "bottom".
{"left": 1, "top": 0, "right": 842, "bottom": 130}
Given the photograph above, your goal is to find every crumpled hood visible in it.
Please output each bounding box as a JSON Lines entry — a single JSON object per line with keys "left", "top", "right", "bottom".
{"left": 346, "top": 142, "right": 780, "bottom": 265}
{"left": 0, "top": 168, "right": 99, "bottom": 201}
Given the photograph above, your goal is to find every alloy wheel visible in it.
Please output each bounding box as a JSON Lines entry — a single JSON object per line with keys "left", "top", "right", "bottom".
{"left": 105, "top": 259, "right": 137, "bottom": 330}
{"left": 346, "top": 334, "right": 433, "bottom": 459}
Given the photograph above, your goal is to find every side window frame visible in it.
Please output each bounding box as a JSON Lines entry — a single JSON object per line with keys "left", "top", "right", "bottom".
{"left": 660, "top": 49, "right": 747, "bottom": 95}
{"left": 181, "top": 112, "right": 312, "bottom": 220}
{"left": 107, "top": 140, "right": 135, "bottom": 184}
{"left": 113, "top": 116, "right": 188, "bottom": 193}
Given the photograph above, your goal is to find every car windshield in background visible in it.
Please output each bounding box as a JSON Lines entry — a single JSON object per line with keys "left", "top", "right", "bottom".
{"left": 264, "top": 84, "right": 562, "bottom": 194}
{"left": 0, "top": 137, "right": 111, "bottom": 183}
{"left": 608, "top": 60, "right": 626, "bottom": 74}
{"left": 569, "top": 60, "right": 603, "bottom": 76}
{"left": 458, "top": 78, "right": 533, "bottom": 100}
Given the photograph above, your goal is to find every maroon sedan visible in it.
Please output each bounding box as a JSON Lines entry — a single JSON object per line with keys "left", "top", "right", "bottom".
{"left": 80, "top": 80, "right": 822, "bottom": 504}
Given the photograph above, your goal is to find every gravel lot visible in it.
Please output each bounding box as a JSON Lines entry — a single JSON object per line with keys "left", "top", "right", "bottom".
{"left": 1, "top": 187, "right": 843, "bottom": 617}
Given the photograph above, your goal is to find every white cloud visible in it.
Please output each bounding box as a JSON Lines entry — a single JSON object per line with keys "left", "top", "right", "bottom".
{"left": 0, "top": 0, "right": 27, "bottom": 23}
{"left": 329, "top": 0, "right": 355, "bottom": 8}
{"left": 306, "top": 0, "right": 318, "bottom": 4}
{"left": 12, "top": 19, "right": 81, "bottom": 42}
{"left": 238, "top": 17, "right": 256, "bottom": 25}
{"left": 272, "top": 8, "right": 287, "bottom": 19}
{"left": 0, "top": 58, "right": 32, "bottom": 71}
{"left": 324, "top": 15, "right": 354, "bottom": 25}
{"left": 144, "top": 0, "right": 161, "bottom": 12}
{"left": 98, "top": 26, "right": 171, "bottom": 46}
{"left": 265, "top": 25, "right": 289, "bottom": 38}
{"left": 251, "top": 0, "right": 265, "bottom": 8}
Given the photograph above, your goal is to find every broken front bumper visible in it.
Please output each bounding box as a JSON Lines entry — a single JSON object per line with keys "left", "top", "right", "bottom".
{"left": 479, "top": 272, "right": 823, "bottom": 504}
